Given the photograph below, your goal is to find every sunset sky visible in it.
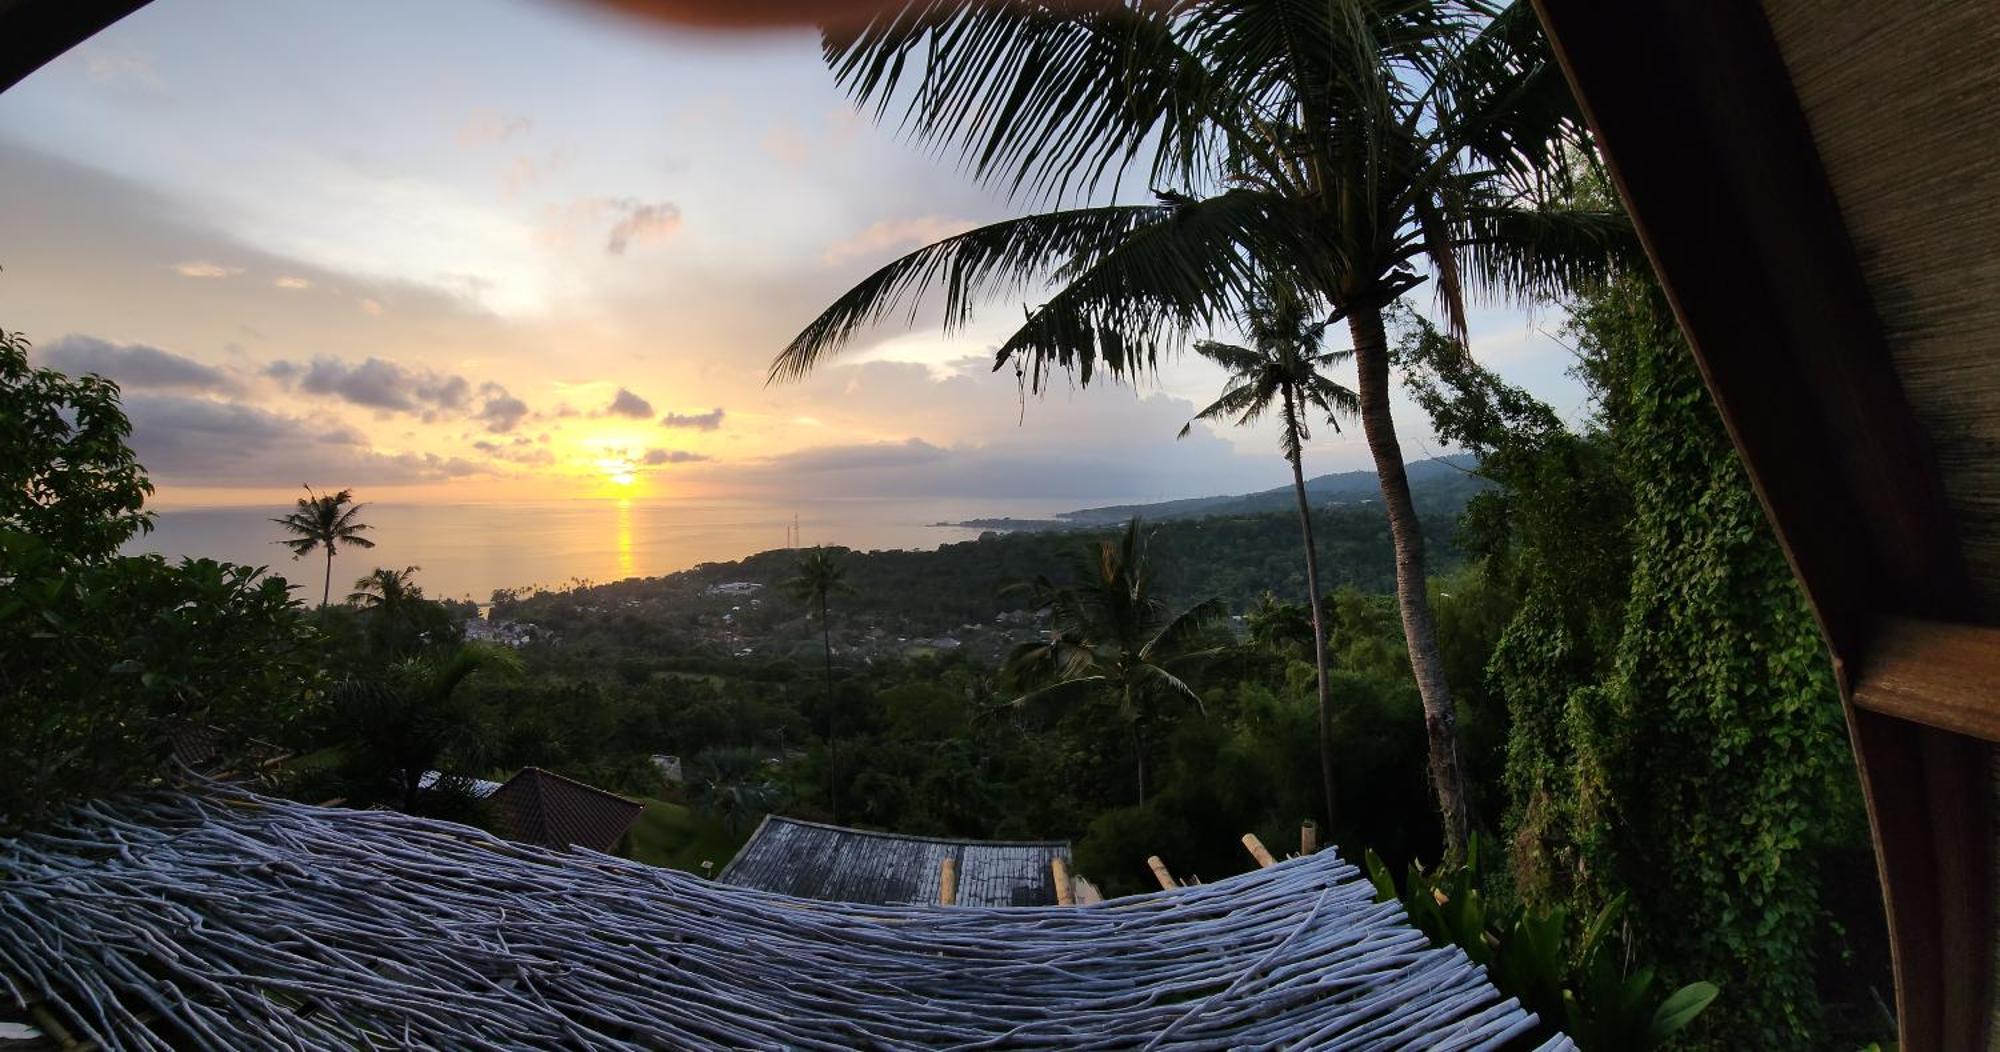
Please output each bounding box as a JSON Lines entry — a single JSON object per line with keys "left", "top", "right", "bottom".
{"left": 0, "top": 0, "right": 1586, "bottom": 510}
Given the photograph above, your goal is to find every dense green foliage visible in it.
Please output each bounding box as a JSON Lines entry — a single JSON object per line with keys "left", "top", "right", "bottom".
{"left": 0, "top": 330, "right": 321, "bottom": 828}
{"left": 1367, "top": 837, "right": 1718, "bottom": 1050}
{"left": 1400, "top": 279, "right": 1883, "bottom": 1047}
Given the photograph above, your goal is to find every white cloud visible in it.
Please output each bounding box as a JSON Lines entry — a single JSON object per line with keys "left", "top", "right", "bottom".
{"left": 173, "top": 261, "right": 242, "bottom": 278}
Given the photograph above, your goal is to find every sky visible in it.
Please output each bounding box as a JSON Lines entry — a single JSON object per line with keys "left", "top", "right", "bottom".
{"left": 0, "top": 0, "right": 1589, "bottom": 510}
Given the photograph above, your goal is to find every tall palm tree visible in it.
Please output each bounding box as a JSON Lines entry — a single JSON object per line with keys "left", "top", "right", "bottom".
{"left": 1181, "top": 282, "right": 1356, "bottom": 824}
{"left": 1004, "top": 519, "right": 1227, "bottom": 806}
{"left": 348, "top": 565, "right": 423, "bottom": 609}
{"left": 273, "top": 486, "right": 374, "bottom": 608}
{"left": 772, "top": 0, "right": 1630, "bottom": 858}
{"left": 783, "top": 547, "right": 854, "bottom": 822}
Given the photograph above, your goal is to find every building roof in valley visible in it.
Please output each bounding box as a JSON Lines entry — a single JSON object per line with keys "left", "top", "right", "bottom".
{"left": 486, "top": 766, "right": 643, "bottom": 854}
{"left": 0, "top": 785, "right": 1567, "bottom": 1049}
{"left": 717, "top": 815, "right": 1071, "bottom": 907}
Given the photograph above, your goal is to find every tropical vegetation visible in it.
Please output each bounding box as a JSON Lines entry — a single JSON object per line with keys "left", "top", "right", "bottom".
{"left": 775, "top": 0, "right": 1634, "bottom": 859}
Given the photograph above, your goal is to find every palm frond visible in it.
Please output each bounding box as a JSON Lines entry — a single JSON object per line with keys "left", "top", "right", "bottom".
{"left": 773, "top": 204, "right": 1172, "bottom": 381}
{"left": 824, "top": 0, "right": 1226, "bottom": 203}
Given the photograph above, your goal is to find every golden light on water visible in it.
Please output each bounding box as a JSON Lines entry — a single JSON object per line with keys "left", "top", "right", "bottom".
{"left": 616, "top": 498, "right": 635, "bottom": 578}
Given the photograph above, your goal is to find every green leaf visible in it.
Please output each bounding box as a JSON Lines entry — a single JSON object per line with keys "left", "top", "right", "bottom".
{"left": 1649, "top": 981, "right": 1719, "bottom": 1041}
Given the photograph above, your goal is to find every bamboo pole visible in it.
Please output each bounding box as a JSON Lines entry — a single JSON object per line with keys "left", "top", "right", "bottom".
{"left": 1241, "top": 833, "right": 1277, "bottom": 869}
{"left": 938, "top": 857, "right": 958, "bottom": 906}
{"left": 1050, "top": 858, "right": 1074, "bottom": 906}
{"left": 1300, "top": 821, "right": 1319, "bottom": 857}
{"left": 1145, "top": 855, "right": 1176, "bottom": 891}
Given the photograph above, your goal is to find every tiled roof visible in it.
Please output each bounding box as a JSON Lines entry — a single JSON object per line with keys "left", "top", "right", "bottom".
{"left": 487, "top": 767, "right": 643, "bottom": 854}
{"left": 718, "top": 816, "right": 1070, "bottom": 907}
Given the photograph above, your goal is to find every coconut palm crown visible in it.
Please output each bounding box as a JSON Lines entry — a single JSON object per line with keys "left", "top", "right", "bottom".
{"left": 773, "top": 0, "right": 1633, "bottom": 858}
{"left": 1182, "top": 280, "right": 1356, "bottom": 824}
{"left": 272, "top": 486, "right": 375, "bottom": 608}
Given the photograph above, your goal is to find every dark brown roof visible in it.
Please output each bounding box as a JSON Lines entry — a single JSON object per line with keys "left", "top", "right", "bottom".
{"left": 487, "top": 767, "right": 643, "bottom": 854}
{"left": 717, "top": 816, "right": 1070, "bottom": 907}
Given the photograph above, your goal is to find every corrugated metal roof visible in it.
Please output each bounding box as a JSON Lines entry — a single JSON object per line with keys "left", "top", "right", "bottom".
{"left": 718, "top": 816, "right": 1070, "bottom": 907}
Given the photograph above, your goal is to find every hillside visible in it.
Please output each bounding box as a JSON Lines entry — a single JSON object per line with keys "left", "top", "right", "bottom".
{"left": 1057, "top": 453, "right": 1485, "bottom": 524}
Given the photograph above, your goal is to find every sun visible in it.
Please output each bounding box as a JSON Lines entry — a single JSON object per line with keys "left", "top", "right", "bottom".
{"left": 607, "top": 470, "right": 637, "bottom": 487}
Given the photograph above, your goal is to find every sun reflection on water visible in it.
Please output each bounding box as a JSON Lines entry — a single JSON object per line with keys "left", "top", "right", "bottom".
{"left": 616, "top": 498, "right": 635, "bottom": 579}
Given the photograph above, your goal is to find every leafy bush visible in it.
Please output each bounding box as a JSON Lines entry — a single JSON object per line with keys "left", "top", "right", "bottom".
{"left": 1367, "top": 837, "right": 1717, "bottom": 1050}
{"left": 0, "top": 331, "right": 321, "bottom": 827}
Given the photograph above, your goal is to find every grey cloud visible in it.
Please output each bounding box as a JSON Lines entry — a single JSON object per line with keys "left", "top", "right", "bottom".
{"left": 123, "top": 395, "right": 486, "bottom": 486}
{"left": 605, "top": 199, "right": 682, "bottom": 255}
{"left": 318, "top": 424, "right": 369, "bottom": 445}
{"left": 40, "top": 335, "right": 239, "bottom": 393}
{"left": 605, "top": 387, "right": 653, "bottom": 418}
{"left": 476, "top": 384, "right": 530, "bottom": 434}
{"left": 767, "top": 437, "right": 948, "bottom": 472}
{"left": 275, "top": 354, "right": 523, "bottom": 431}
{"left": 296, "top": 356, "right": 424, "bottom": 411}
{"left": 641, "top": 448, "right": 709, "bottom": 465}
{"left": 660, "top": 407, "right": 725, "bottom": 431}
{"left": 417, "top": 373, "right": 471, "bottom": 411}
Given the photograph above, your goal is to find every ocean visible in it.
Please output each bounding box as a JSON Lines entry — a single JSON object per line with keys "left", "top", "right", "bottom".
{"left": 123, "top": 497, "right": 1090, "bottom": 603}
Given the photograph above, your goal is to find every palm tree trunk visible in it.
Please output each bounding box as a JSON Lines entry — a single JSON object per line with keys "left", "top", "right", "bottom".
{"left": 821, "top": 596, "right": 838, "bottom": 824}
{"left": 1282, "top": 389, "right": 1338, "bottom": 827}
{"left": 322, "top": 547, "right": 334, "bottom": 608}
{"left": 1131, "top": 717, "right": 1147, "bottom": 809}
{"left": 1348, "top": 306, "right": 1471, "bottom": 862}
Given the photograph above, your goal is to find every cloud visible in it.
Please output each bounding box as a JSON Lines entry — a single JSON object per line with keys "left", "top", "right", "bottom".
{"left": 539, "top": 197, "right": 683, "bottom": 256}
{"left": 318, "top": 424, "right": 368, "bottom": 445}
{"left": 767, "top": 437, "right": 949, "bottom": 472}
{"left": 40, "top": 335, "right": 239, "bottom": 393}
{"left": 605, "top": 199, "right": 682, "bottom": 255}
{"left": 659, "top": 407, "right": 725, "bottom": 430}
{"left": 174, "top": 261, "right": 242, "bottom": 279}
{"left": 456, "top": 110, "right": 532, "bottom": 148}
{"left": 641, "top": 448, "right": 709, "bottom": 465}
{"left": 274, "top": 275, "right": 311, "bottom": 289}
{"left": 823, "top": 216, "right": 978, "bottom": 266}
{"left": 604, "top": 387, "right": 653, "bottom": 418}
{"left": 358, "top": 298, "right": 384, "bottom": 316}
{"left": 475, "top": 385, "right": 530, "bottom": 434}
{"left": 278, "top": 355, "right": 487, "bottom": 421}
{"left": 123, "top": 395, "right": 485, "bottom": 486}
{"left": 295, "top": 357, "right": 424, "bottom": 411}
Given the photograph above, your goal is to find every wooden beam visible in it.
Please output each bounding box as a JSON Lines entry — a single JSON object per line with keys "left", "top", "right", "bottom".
{"left": 1145, "top": 855, "right": 1176, "bottom": 892}
{"left": 1050, "top": 858, "right": 1074, "bottom": 906}
{"left": 1529, "top": 3, "right": 1993, "bottom": 1048}
{"left": 1240, "top": 834, "right": 1276, "bottom": 870}
{"left": 1852, "top": 619, "right": 2000, "bottom": 742}
{"left": 937, "top": 857, "right": 957, "bottom": 906}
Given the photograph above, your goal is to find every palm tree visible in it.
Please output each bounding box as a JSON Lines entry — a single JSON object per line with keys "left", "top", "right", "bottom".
{"left": 1181, "top": 282, "right": 1356, "bottom": 824}
{"left": 327, "top": 642, "right": 521, "bottom": 813}
{"left": 783, "top": 547, "right": 854, "bottom": 822}
{"left": 273, "top": 486, "right": 374, "bottom": 608}
{"left": 772, "top": 0, "right": 1630, "bottom": 858}
{"left": 1004, "top": 519, "right": 1227, "bottom": 806}
{"left": 349, "top": 565, "right": 422, "bottom": 609}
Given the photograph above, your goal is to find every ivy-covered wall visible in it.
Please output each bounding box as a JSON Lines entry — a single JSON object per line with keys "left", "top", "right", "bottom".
{"left": 1492, "top": 277, "right": 1871, "bottom": 1047}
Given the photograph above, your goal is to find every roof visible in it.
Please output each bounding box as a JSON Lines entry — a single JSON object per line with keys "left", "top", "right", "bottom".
{"left": 718, "top": 815, "right": 1071, "bottom": 907}
{"left": 486, "top": 767, "right": 643, "bottom": 854}
{"left": 0, "top": 786, "right": 1570, "bottom": 1049}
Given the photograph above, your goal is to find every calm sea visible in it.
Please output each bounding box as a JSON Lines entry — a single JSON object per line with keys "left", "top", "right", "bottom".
{"left": 123, "top": 498, "right": 1087, "bottom": 603}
